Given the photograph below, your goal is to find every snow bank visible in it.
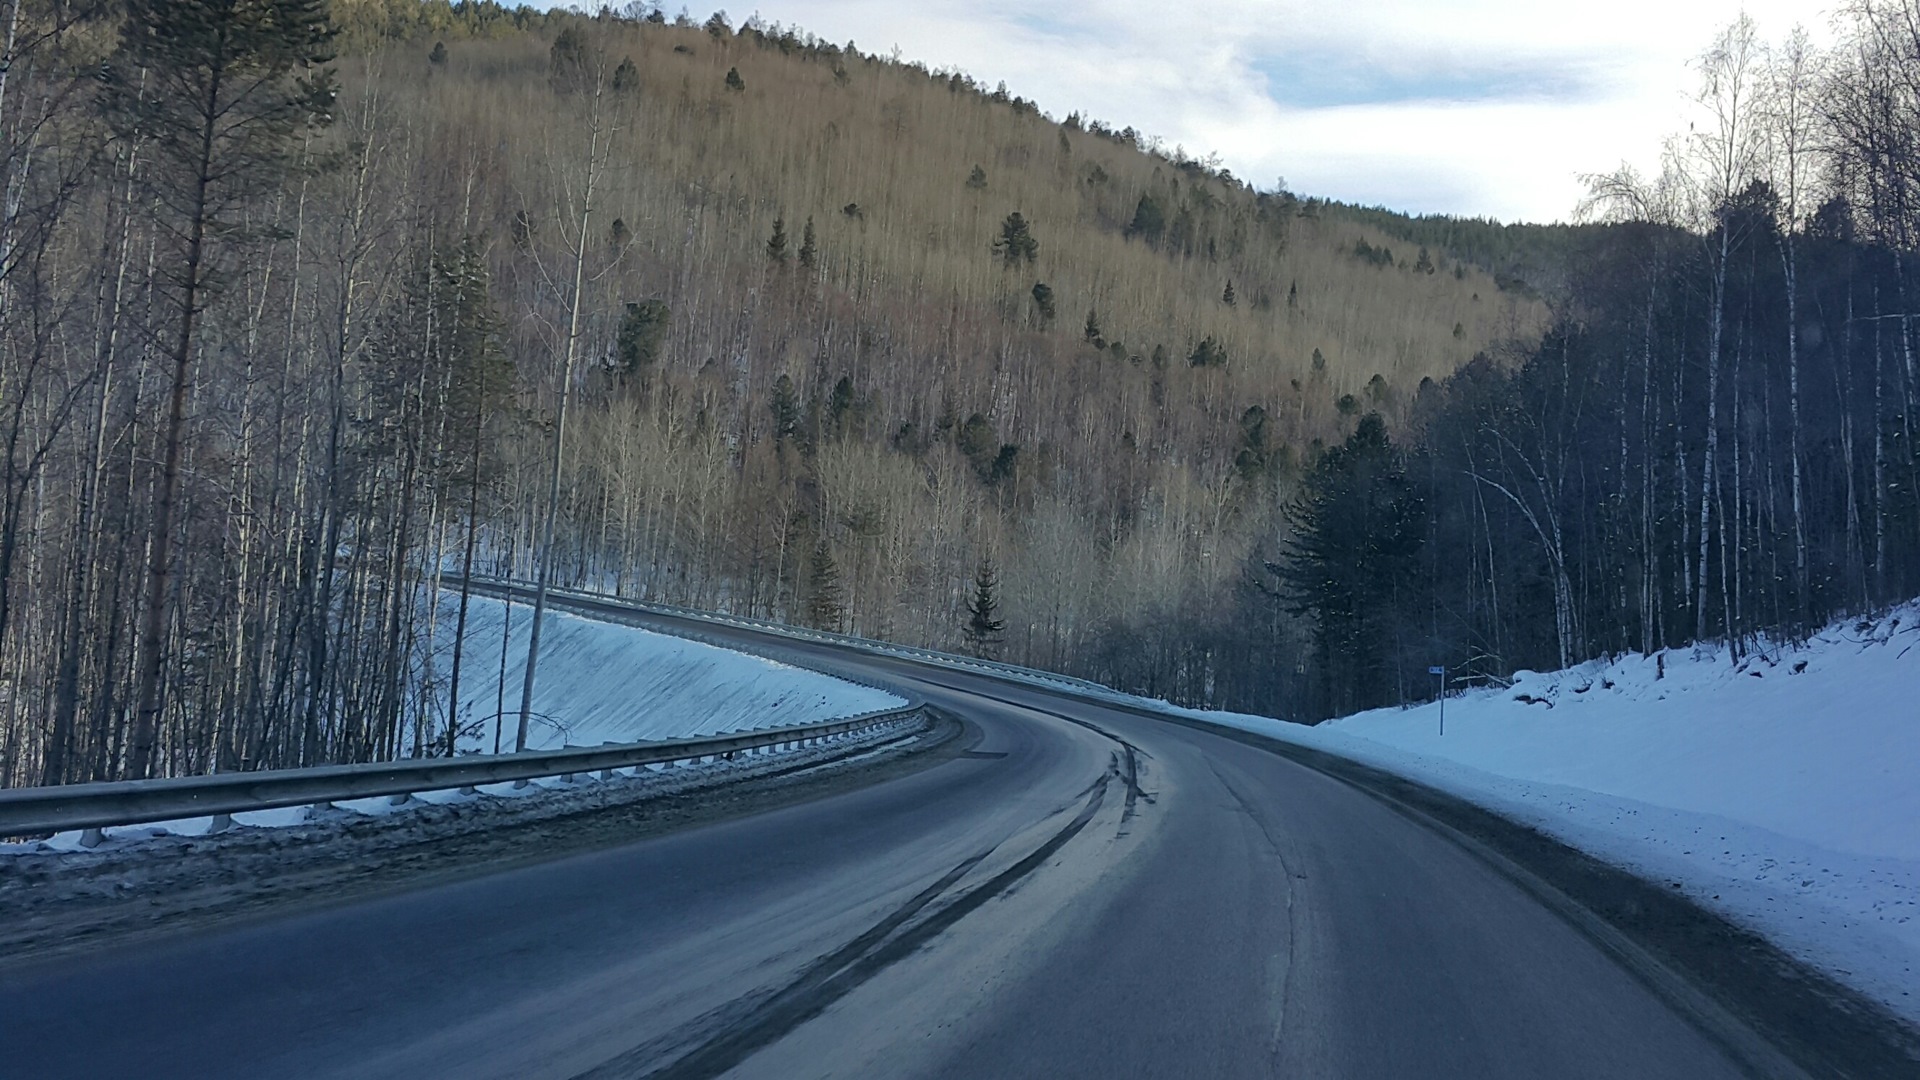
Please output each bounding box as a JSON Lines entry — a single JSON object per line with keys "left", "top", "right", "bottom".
{"left": 430, "top": 593, "right": 905, "bottom": 752}
{"left": 11, "top": 596, "right": 903, "bottom": 851}
{"left": 1165, "top": 604, "right": 1920, "bottom": 1025}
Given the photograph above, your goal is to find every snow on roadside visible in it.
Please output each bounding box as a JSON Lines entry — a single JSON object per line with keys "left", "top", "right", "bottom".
{"left": 1158, "top": 603, "right": 1920, "bottom": 1024}
{"left": 431, "top": 593, "right": 903, "bottom": 752}
{"left": 10, "top": 595, "right": 903, "bottom": 852}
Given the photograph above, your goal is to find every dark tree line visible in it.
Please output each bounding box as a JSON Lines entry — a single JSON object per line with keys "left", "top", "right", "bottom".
{"left": 1257, "top": 11, "right": 1920, "bottom": 718}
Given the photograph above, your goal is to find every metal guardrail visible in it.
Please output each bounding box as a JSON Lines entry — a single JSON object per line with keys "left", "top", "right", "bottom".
{"left": 464, "top": 576, "right": 1116, "bottom": 699}
{"left": 0, "top": 704, "right": 922, "bottom": 840}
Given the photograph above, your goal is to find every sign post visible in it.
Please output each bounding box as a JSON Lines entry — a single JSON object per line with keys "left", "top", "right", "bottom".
{"left": 1428, "top": 665, "right": 1446, "bottom": 735}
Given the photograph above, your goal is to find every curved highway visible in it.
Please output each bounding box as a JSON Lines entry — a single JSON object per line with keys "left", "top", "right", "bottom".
{"left": 1, "top": 616, "right": 1805, "bottom": 1078}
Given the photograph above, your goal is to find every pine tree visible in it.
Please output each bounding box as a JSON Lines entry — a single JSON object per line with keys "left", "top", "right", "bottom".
{"left": 797, "top": 216, "right": 818, "bottom": 269}
{"left": 770, "top": 374, "right": 801, "bottom": 443}
{"left": 993, "top": 211, "right": 1038, "bottom": 267}
{"left": 805, "top": 540, "right": 843, "bottom": 630}
{"left": 1030, "top": 281, "right": 1056, "bottom": 324}
{"left": 612, "top": 56, "right": 640, "bottom": 93}
{"left": 549, "top": 26, "right": 590, "bottom": 94}
{"left": 966, "top": 164, "right": 988, "bottom": 189}
{"left": 1126, "top": 192, "right": 1166, "bottom": 244}
{"left": 963, "top": 559, "right": 1006, "bottom": 656}
{"left": 1188, "top": 336, "right": 1227, "bottom": 368}
{"left": 724, "top": 66, "right": 745, "bottom": 92}
{"left": 1083, "top": 307, "right": 1103, "bottom": 345}
{"left": 614, "top": 299, "right": 670, "bottom": 375}
{"left": 1222, "top": 279, "right": 1236, "bottom": 306}
{"left": 1274, "top": 414, "right": 1425, "bottom": 716}
{"left": 101, "top": 0, "right": 336, "bottom": 779}
{"left": 766, "top": 216, "right": 787, "bottom": 262}
{"left": 429, "top": 40, "right": 448, "bottom": 65}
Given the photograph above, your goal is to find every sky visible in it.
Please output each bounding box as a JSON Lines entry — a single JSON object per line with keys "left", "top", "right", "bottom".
{"left": 719, "top": 1, "right": 1837, "bottom": 224}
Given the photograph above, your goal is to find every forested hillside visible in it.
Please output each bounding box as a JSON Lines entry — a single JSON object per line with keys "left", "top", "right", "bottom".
{"left": 0, "top": 0, "right": 1543, "bottom": 784}
{"left": 0, "top": 0, "right": 1912, "bottom": 786}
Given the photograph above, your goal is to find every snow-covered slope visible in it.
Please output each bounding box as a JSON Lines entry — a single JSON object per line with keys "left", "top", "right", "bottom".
{"left": 1167, "top": 604, "right": 1920, "bottom": 1025}
{"left": 430, "top": 594, "right": 905, "bottom": 752}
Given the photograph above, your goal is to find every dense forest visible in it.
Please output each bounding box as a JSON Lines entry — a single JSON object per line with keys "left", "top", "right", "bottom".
{"left": 0, "top": 0, "right": 1912, "bottom": 785}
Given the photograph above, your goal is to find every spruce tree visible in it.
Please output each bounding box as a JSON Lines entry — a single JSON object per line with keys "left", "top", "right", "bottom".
{"left": 806, "top": 540, "right": 843, "bottom": 630}
{"left": 1222, "top": 279, "right": 1236, "bottom": 306}
{"left": 101, "top": 0, "right": 336, "bottom": 779}
{"left": 1083, "top": 307, "right": 1103, "bottom": 345}
{"left": 429, "top": 40, "right": 448, "bottom": 65}
{"left": 964, "top": 559, "right": 1006, "bottom": 656}
{"left": 724, "top": 66, "right": 745, "bottom": 92}
{"left": 966, "top": 164, "right": 988, "bottom": 189}
{"left": 798, "top": 216, "right": 818, "bottom": 269}
{"left": 766, "top": 216, "right": 787, "bottom": 262}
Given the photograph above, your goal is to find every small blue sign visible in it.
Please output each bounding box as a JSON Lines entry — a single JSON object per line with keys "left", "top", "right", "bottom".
{"left": 1428, "top": 666, "right": 1445, "bottom": 675}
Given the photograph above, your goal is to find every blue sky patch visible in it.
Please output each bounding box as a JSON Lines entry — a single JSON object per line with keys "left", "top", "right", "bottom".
{"left": 1254, "top": 48, "right": 1599, "bottom": 110}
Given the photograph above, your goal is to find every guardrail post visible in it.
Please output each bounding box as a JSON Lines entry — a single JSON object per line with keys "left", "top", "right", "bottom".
{"left": 78, "top": 827, "right": 106, "bottom": 848}
{"left": 205, "top": 813, "right": 234, "bottom": 834}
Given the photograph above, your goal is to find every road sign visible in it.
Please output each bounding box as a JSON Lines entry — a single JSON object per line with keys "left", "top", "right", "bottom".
{"left": 1428, "top": 665, "right": 1445, "bottom": 675}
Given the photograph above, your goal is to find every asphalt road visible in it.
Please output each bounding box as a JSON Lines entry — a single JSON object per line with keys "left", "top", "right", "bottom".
{"left": 1, "top": 621, "right": 1799, "bottom": 1078}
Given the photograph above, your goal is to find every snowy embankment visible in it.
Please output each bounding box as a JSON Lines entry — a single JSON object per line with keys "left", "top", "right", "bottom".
{"left": 12, "top": 594, "right": 902, "bottom": 851}
{"left": 436, "top": 593, "right": 903, "bottom": 752}
{"left": 1173, "top": 604, "right": 1920, "bottom": 1024}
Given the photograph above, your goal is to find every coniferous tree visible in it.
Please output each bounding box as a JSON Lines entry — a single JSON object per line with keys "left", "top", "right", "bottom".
{"left": 805, "top": 540, "right": 843, "bottom": 630}
{"left": 549, "top": 27, "right": 590, "bottom": 93}
{"left": 963, "top": 559, "right": 1006, "bottom": 656}
{"left": 615, "top": 299, "right": 670, "bottom": 375}
{"left": 770, "top": 375, "right": 801, "bottom": 444}
{"left": 1127, "top": 192, "right": 1166, "bottom": 245}
{"left": 1275, "top": 413, "right": 1425, "bottom": 716}
{"left": 100, "top": 0, "right": 336, "bottom": 779}
{"left": 993, "top": 211, "right": 1038, "bottom": 267}
{"left": 724, "top": 66, "right": 745, "bottom": 92}
{"left": 1083, "top": 307, "right": 1103, "bottom": 345}
{"left": 612, "top": 56, "right": 639, "bottom": 93}
{"left": 966, "top": 164, "right": 988, "bottom": 189}
{"left": 1030, "top": 281, "right": 1056, "bottom": 323}
{"left": 797, "top": 216, "right": 817, "bottom": 269}
{"left": 766, "top": 216, "right": 787, "bottom": 262}
{"left": 1222, "top": 279, "right": 1236, "bottom": 306}
{"left": 429, "top": 40, "right": 447, "bottom": 65}
{"left": 1189, "top": 336, "right": 1227, "bottom": 368}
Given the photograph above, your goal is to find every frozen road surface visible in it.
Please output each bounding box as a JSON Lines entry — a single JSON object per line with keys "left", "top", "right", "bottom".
{"left": 3, "top": 605, "right": 1903, "bottom": 1079}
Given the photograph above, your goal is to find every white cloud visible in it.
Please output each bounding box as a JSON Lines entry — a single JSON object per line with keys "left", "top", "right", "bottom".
{"left": 730, "top": 0, "right": 1837, "bottom": 222}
